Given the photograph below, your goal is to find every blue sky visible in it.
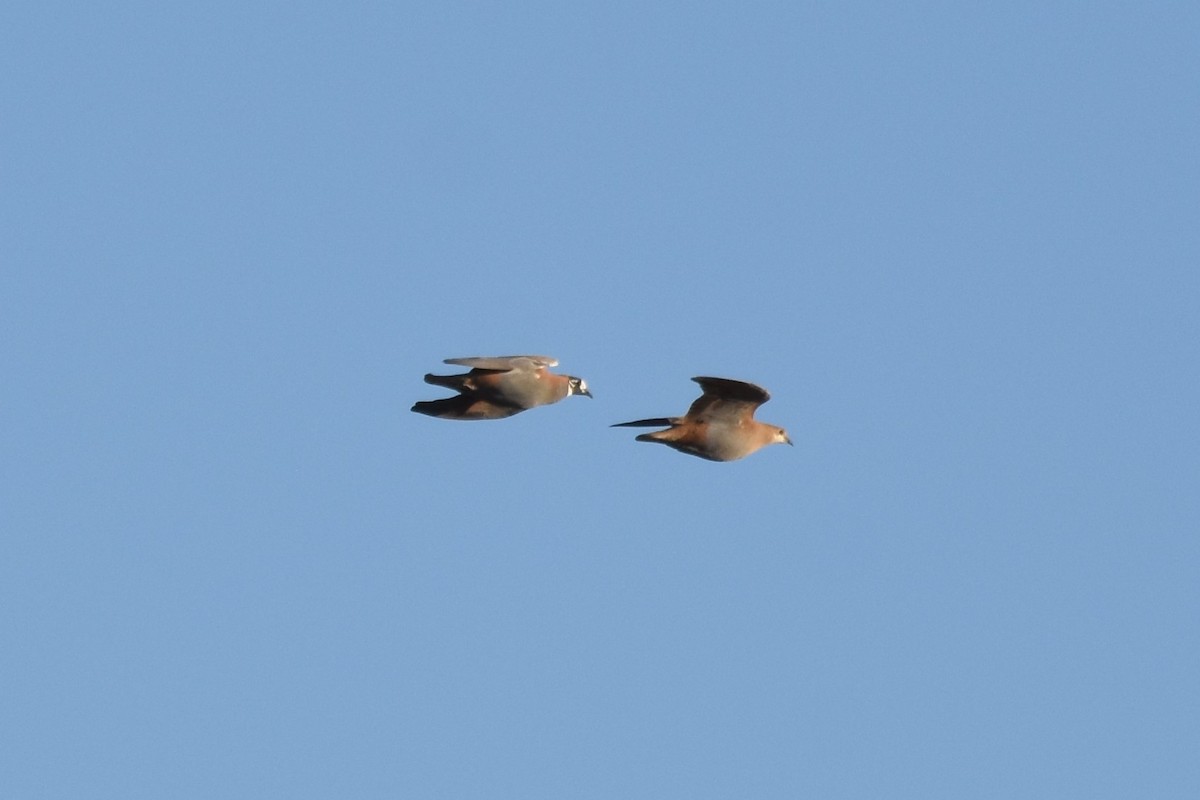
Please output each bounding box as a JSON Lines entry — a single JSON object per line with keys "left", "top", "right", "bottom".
{"left": 3, "top": 2, "right": 1198, "bottom": 798}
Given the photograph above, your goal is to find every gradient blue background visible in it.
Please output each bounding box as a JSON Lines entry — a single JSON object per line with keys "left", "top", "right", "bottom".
{"left": 4, "top": 3, "right": 1198, "bottom": 797}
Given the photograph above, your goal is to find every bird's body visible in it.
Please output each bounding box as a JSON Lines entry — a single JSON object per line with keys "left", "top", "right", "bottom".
{"left": 412, "top": 355, "right": 591, "bottom": 420}
{"left": 613, "top": 377, "right": 790, "bottom": 461}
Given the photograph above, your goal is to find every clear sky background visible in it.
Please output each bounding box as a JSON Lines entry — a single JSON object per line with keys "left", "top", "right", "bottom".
{"left": 3, "top": 3, "right": 1198, "bottom": 798}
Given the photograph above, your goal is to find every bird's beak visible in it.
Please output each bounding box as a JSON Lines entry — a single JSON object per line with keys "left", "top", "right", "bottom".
{"left": 785, "top": 436, "right": 794, "bottom": 446}
{"left": 583, "top": 389, "right": 593, "bottom": 398}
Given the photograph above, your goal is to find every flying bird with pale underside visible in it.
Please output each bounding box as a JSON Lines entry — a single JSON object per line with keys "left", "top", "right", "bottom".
{"left": 613, "top": 376, "right": 791, "bottom": 461}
